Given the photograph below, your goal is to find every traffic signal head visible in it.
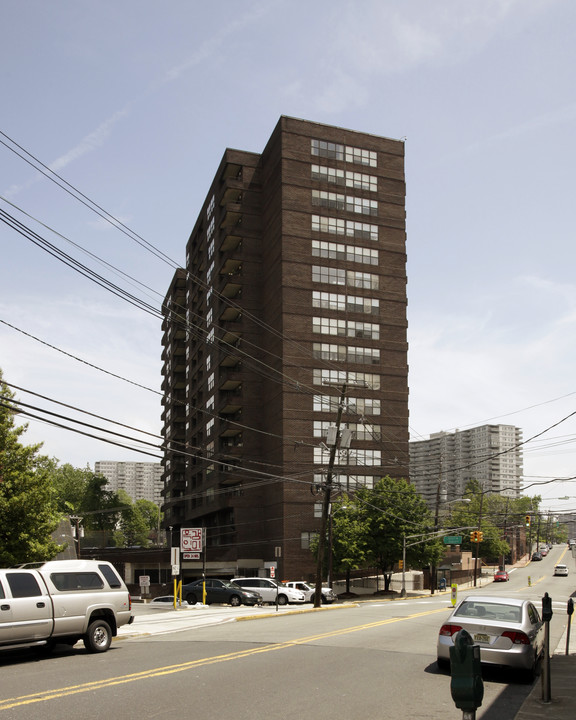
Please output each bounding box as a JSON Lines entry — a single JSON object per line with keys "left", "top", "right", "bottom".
{"left": 477, "top": 531, "right": 484, "bottom": 542}
{"left": 525, "top": 515, "right": 531, "bottom": 527}
{"left": 470, "top": 531, "right": 478, "bottom": 542}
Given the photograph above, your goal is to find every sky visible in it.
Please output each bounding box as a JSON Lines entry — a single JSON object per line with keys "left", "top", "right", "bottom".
{"left": 2, "top": 0, "right": 576, "bottom": 515}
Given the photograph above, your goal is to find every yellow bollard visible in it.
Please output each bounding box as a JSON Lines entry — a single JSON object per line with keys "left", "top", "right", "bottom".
{"left": 528, "top": 576, "right": 531, "bottom": 587}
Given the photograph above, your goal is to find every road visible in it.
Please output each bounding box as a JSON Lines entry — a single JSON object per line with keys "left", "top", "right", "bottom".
{"left": 0, "top": 545, "right": 573, "bottom": 720}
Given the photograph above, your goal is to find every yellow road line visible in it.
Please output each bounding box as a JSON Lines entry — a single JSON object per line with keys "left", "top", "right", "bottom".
{"left": 0, "top": 606, "right": 448, "bottom": 711}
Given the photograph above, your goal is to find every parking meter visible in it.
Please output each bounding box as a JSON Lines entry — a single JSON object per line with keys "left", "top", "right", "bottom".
{"left": 542, "top": 592, "right": 553, "bottom": 622}
{"left": 450, "top": 629, "right": 484, "bottom": 713}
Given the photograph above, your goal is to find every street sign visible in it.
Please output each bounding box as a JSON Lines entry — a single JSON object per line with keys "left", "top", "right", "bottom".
{"left": 181, "top": 528, "right": 203, "bottom": 553}
{"left": 444, "top": 535, "right": 463, "bottom": 545}
{"left": 183, "top": 552, "right": 200, "bottom": 560}
{"left": 139, "top": 575, "right": 150, "bottom": 587}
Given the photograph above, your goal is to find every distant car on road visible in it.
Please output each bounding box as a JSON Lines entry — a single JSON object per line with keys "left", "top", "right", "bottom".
{"left": 182, "top": 579, "right": 262, "bottom": 606}
{"left": 284, "top": 581, "right": 337, "bottom": 604}
{"left": 531, "top": 552, "right": 542, "bottom": 561}
{"left": 437, "top": 595, "right": 544, "bottom": 679}
{"left": 554, "top": 564, "right": 569, "bottom": 577}
{"left": 493, "top": 570, "right": 509, "bottom": 582}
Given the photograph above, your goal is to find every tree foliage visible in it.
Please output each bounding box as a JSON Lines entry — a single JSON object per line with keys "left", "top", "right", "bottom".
{"left": 330, "top": 476, "right": 442, "bottom": 592}
{"left": 0, "top": 372, "right": 62, "bottom": 565}
{"left": 450, "top": 479, "right": 543, "bottom": 563}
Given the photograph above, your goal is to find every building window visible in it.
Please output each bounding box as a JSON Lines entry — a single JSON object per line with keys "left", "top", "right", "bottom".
{"left": 312, "top": 266, "right": 378, "bottom": 290}
{"left": 313, "top": 395, "right": 380, "bottom": 415}
{"left": 311, "top": 164, "right": 377, "bottom": 192}
{"left": 311, "top": 240, "right": 378, "bottom": 266}
{"left": 311, "top": 139, "right": 377, "bottom": 167}
{"left": 312, "top": 215, "right": 378, "bottom": 242}
{"left": 207, "top": 194, "right": 215, "bottom": 218}
{"left": 312, "top": 317, "right": 380, "bottom": 340}
{"left": 208, "top": 372, "right": 215, "bottom": 392}
{"left": 312, "top": 291, "right": 379, "bottom": 315}
{"left": 348, "top": 449, "right": 381, "bottom": 465}
{"left": 206, "top": 418, "right": 214, "bottom": 436}
{"left": 301, "top": 531, "right": 318, "bottom": 550}
{"left": 312, "top": 368, "right": 381, "bottom": 390}
{"left": 312, "top": 190, "right": 377, "bottom": 217}
{"left": 312, "top": 343, "right": 380, "bottom": 365}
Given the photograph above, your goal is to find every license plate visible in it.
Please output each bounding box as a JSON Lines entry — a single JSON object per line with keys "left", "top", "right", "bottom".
{"left": 474, "top": 633, "right": 489, "bottom": 643}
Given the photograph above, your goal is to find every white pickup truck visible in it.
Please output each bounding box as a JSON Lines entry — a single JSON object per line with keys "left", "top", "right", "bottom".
{"left": 0, "top": 559, "right": 134, "bottom": 654}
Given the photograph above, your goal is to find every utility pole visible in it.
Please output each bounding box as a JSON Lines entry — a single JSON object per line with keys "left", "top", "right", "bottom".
{"left": 473, "top": 493, "right": 484, "bottom": 587}
{"left": 314, "top": 382, "right": 347, "bottom": 609}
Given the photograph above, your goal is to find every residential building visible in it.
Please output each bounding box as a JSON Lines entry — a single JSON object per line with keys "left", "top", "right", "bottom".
{"left": 95, "top": 461, "right": 163, "bottom": 505}
{"left": 409, "top": 424, "right": 523, "bottom": 509}
{"left": 161, "top": 116, "right": 409, "bottom": 580}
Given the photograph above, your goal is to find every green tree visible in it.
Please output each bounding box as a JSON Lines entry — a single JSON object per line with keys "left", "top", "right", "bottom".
{"left": 81, "top": 475, "right": 121, "bottom": 533}
{"left": 346, "top": 476, "right": 441, "bottom": 592}
{"left": 51, "top": 463, "right": 95, "bottom": 515}
{"left": 113, "top": 490, "right": 151, "bottom": 547}
{"left": 329, "top": 495, "right": 369, "bottom": 593}
{"left": 0, "top": 372, "right": 62, "bottom": 565}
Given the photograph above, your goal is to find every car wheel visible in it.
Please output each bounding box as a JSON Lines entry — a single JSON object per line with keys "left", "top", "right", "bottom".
{"left": 524, "top": 653, "right": 542, "bottom": 683}
{"left": 83, "top": 619, "right": 112, "bottom": 653}
{"left": 186, "top": 593, "right": 197, "bottom": 604}
{"left": 277, "top": 594, "right": 288, "bottom": 605}
{"left": 229, "top": 595, "right": 241, "bottom": 607}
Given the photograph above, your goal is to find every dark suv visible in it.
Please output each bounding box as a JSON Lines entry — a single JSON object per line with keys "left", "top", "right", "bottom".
{"left": 181, "top": 579, "right": 261, "bottom": 606}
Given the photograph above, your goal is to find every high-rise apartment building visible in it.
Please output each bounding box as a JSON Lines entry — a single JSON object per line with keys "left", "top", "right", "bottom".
{"left": 409, "top": 424, "right": 523, "bottom": 509}
{"left": 95, "top": 461, "right": 163, "bottom": 505}
{"left": 161, "top": 116, "right": 409, "bottom": 579}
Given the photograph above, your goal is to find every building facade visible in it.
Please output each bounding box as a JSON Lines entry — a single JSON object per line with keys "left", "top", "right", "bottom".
{"left": 95, "top": 461, "right": 163, "bottom": 505}
{"left": 161, "top": 116, "right": 409, "bottom": 580}
{"left": 409, "top": 424, "right": 523, "bottom": 509}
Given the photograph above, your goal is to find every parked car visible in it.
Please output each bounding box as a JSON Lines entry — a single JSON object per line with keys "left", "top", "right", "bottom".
{"left": 284, "top": 581, "right": 337, "bottom": 604}
{"left": 0, "top": 559, "right": 133, "bottom": 654}
{"left": 437, "top": 595, "right": 544, "bottom": 679}
{"left": 493, "top": 570, "right": 509, "bottom": 582}
{"left": 531, "top": 552, "right": 542, "bottom": 561}
{"left": 553, "top": 564, "right": 569, "bottom": 577}
{"left": 540, "top": 548, "right": 549, "bottom": 557}
{"left": 231, "top": 577, "right": 305, "bottom": 605}
{"left": 181, "top": 579, "right": 262, "bottom": 606}
{"left": 150, "top": 595, "right": 190, "bottom": 607}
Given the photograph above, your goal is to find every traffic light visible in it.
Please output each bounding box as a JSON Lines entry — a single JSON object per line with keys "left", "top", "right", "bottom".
{"left": 525, "top": 515, "right": 531, "bottom": 528}
{"left": 470, "top": 531, "right": 478, "bottom": 542}
{"left": 398, "top": 560, "right": 404, "bottom": 570}
{"left": 477, "top": 531, "right": 484, "bottom": 542}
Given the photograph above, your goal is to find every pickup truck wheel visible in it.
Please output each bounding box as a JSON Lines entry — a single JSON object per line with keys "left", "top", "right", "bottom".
{"left": 83, "top": 619, "right": 112, "bottom": 653}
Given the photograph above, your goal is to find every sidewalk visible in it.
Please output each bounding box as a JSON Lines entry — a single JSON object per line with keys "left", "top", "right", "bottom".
{"left": 513, "top": 628, "right": 576, "bottom": 720}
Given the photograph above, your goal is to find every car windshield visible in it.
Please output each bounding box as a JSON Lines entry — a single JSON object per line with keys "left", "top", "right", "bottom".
{"left": 455, "top": 601, "right": 522, "bottom": 623}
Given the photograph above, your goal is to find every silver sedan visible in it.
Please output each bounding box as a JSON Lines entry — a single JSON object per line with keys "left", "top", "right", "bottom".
{"left": 437, "top": 595, "right": 544, "bottom": 677}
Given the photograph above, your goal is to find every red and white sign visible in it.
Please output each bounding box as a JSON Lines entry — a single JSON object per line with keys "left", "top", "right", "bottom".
{"left": 183, "top": 552, "right": 201, "bottom": 560}
{"left": 181, "top": 528, "right": 203, "bottom": 553}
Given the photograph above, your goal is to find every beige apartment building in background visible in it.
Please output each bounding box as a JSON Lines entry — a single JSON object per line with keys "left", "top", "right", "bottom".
{"left": 409, "top": 424, "right": 523, "bottom": 510}
{"left": 95, "top": 461, "right": 163, "bottom": 506}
